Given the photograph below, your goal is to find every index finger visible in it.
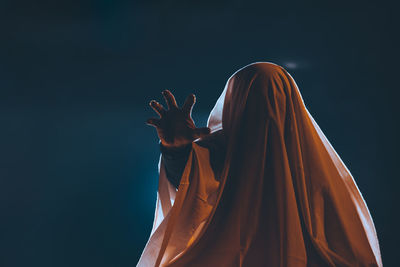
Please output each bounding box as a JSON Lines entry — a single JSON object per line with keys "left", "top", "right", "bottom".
{"left": 162, "top": 90, "right": 178, "bottom": 109}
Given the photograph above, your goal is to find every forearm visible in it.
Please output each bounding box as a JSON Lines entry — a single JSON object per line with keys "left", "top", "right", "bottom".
{"left": 160, "top": 142, "right": 192, "bottom": 189}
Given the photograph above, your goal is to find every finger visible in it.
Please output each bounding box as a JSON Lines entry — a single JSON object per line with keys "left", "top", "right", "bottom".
{"left": 162, "top": 90, "right": 178, "bottom": 109}
{"left": 145, "top": 118, "right": 160, "bottom": 127}
{"left": 182, "top": 93, "right": 196, "bottom": 115}
{"left": 193, "top": 127, "right": 211, "bottom": 139}
{"left": 149, "top": 100, "right": 166, "bottom": 117}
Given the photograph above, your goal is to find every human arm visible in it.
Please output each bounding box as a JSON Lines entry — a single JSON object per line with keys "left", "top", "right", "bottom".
{"left": 146, "top": 89, "right": 211, "bottom": 187}
{"left": 160, "top": 142, "right": 192, "bottom": 189}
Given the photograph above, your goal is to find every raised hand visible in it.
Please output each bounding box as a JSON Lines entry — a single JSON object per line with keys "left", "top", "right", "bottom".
{"left": 146, "top": 90, "right": 211, "bottom": 148}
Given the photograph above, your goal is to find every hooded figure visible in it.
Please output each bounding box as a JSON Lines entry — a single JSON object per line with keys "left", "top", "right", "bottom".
{"left": 139, "top": 62, "right": 382, "bottom": 267}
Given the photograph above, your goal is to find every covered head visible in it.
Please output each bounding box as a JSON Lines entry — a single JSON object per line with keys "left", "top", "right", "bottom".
{"left": 138, "top": 62, "right": 382, "bottom": 267}
{"left": 208, "top": 62, "right": 290, "bottom": 135}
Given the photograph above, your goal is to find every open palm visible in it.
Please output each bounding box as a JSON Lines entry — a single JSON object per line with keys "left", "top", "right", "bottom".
{"left": 146, "top": 90, "right": 211, "bottom": 148}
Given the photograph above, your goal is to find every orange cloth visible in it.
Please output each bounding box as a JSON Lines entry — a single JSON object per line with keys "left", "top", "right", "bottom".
{"left": 138, "top": 62, "right": 382, "bottom": 267}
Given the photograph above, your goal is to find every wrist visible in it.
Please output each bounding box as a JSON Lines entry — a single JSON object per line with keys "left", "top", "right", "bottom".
{"left": 160, "top": 141, "right": 192, "bottom": 156}
{"left": 160, "top": 140, "right": 192, "bottom": 149}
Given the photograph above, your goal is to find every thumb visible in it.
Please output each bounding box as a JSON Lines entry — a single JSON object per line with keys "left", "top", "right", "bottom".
{"left": 193, "top": 127, "right": 211, "bottom": 139}
{"left": 145, "top": 118, "right": 160, "bottom": 127}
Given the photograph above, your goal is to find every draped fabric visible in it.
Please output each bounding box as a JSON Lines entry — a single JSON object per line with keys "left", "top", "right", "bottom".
{"left": 137, "top": 62, "right": 382, "bottom": 267}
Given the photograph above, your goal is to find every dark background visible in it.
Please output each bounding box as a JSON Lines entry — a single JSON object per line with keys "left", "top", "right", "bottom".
{"left": 0, "top": 0, "right": 398, "bottom": 266}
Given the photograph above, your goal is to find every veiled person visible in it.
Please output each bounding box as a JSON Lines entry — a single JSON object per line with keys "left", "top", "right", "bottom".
{"left": 139, "top": 62, "right": 382, "bottom": 267}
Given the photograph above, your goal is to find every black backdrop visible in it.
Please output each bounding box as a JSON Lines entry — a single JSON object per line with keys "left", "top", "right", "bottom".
{"left": 1, "top": 1, "right": 398, "bottom": 266}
